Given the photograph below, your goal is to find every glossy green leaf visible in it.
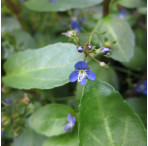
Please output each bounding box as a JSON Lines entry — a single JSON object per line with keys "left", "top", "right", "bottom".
{"left": 25, "top": 0, "right": 102, "bottom": 12}
{"left": 3, "top": 43, "right": 84, "bottom": 89}
{"left": 122, "top": 46, "right": 146, "bottom": 71}
{"left": 126, "top": 97, "right": 147, "bottom": 127}
{"left": 118, "top": 0, "right": 145, "bottom": 8}
{"left": 13, "top": 128, "right": 45, "bottom": 146}
{"left": 29, "top": 104, "right": 75, "bottom": 137}
{"left": 79, "top": 80, "right": 146, "bottom": 146}
{"left": 43, "top": 129, "right": 78, "bottom": 146}
{"left": 94, "top": 15, "right": 135, "bottom": 62}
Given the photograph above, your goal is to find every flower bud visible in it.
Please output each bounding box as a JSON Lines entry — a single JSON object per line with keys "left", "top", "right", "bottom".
{"left": 104, "top": 41, "right": 112, "bottom": 48}
{"left": 88, "top": 45, "right": 92, "bottom": 50}
{"left": 77, "top": 46, "right": 84, "bottom": 52}
{"left": 101, "top": 47, "right": 110, "bottom": 55}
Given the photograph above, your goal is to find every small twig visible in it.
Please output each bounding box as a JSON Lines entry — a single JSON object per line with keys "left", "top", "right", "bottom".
{"left": 103, "top": 0, "right": 111, "bottom": 16}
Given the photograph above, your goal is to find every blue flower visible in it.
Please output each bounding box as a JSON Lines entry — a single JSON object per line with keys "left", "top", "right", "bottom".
{"left": 1, "top": 131, "right": 6, "bottom": 138}
{"left": 136, "top": 81, "right": 147, "bottom": 95}
{"left": 69, "top": 61, "right": 96, "bottom": 85}
{"left": 101, "top": 47, "right": 110, "bottom": 55}
{"left": 20, "top": 0, "right": 25, "bottom": 3}
{"left": 5, "top": 98, "right": 13, "bottom": 105}
{"left": 77, "top": 46, "right": 84, "bottom": 52}
{"left": 64, "top": 114, "right": 76, "bottom": 132}
{"left": 70, "top": 17, "right": 81, "bottom": 33}
{"left": 52, "top": 0, "right": 56, "bottom": 4}
{"left": 118, "top": 10, "right": 126, "bottom": 18}
{"left": 48, "top": 0, "right": 56, "bottom": 4}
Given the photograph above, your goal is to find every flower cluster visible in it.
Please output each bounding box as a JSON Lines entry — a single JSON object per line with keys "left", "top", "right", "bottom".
{"left": 63, "top": 25, "right": 111, "bottom": 86}
{"left": 64, "top": 114, "right": 76, "bottom": 132}
{"left": 136, "top": 81, "right": 147, "bottom": 95}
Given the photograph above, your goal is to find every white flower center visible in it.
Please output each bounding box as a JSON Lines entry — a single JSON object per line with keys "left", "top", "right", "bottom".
{"left": 78, "top": 70, "right": 86, "bottom": 82}
{"left": 69, "top": 120, "right": 74, "bottom": 127}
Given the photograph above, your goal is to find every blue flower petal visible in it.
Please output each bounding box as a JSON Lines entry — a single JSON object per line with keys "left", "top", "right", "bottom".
{"left": 1, "top": 131, "right": 6, "bottom": 138}
{"left": 86, "top": 70, "right": 96, "bottom": 80}
{"left": 64, "top": 124, "right": 71, "bottom": 131}
{"left": 80, "top": 77, "right": 86, "bottom": 86}
{"left": 75, "top": 61, "right": 88, "bottom": 70}
{"left": 143, "top": 81, "right": 147, "bottom": 86}
{"left": 67, "top": 114, "right": 72, "bottom": 122}
{"left": 72, "top": 117, "right": 76, "bottom": 125}
{"left": 69, "top": 71, "right": 79, "bottom": 82}
{"left": 52, "top": 0, "right": 56, "bottom": 3}
{"left": 143, "top": 89, "right": 147, "bottom": 95}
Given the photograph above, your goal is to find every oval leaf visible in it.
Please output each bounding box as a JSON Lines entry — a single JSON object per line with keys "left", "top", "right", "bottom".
{"left": 95, "top": 15, "right": 135, "bottom": 62}
{"left": 29, "top": 104, "right": 75, "bottom": 137}
{"left": 25, "top": 0, "right": 103, "bottom": 12}
{"left": 2, "top": 43, "right": 83, "bottom": 89}
{"left": 79, "top": 80, "right": 146, "bottom": 146}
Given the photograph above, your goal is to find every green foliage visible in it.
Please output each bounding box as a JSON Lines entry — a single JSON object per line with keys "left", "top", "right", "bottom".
{"left": 122, "top": 46, "right": 146, "bottom": 71}
{"left": 94, "top": 15, "right": 135, "bottom": 62}
{"left": 2, "top": 17, "right": 21, "bottom": 35}
{"left": 29, "top": 104, "right": 75, "bottom": 136}
{"left": 79, "top": 80, "right": 146, "bottom": 146}
{"left": 13, "top": 128, "right": 45, "bottom": 146}
{"left": 126, "top": 97, "right": 147, "bottom": 127}
{"left": 25, "top": 0, "right": 103, "bottom": 12}
{"left": 3, "top": 43, "right": 84, "bottom": 89}
{"left": 43, "top": 129, "right": 79, "bottom": 146}
{"left": 2, "top": 0, "right": 147, "bottom": 145}
{"left": 118, "top": 0, "right": 145, "bottom": 8}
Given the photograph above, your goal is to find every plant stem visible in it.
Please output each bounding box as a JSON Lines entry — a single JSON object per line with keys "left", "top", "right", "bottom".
{"left": 103, "top": 0, "right": 111, "bottom": 16}
{"left": 4, "top": 0, "right": 30, "bottom": 33}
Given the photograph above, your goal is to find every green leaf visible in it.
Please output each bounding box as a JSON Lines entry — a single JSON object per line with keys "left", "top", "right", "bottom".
{"left": 79, "top": 80, "right": 146, "bottom": 146}
{"left": 29, "top": 104, "right": 75, "bottom": 137}
{"left": 126, "top": 97, "right": 147, "bottom": 127}
{"left": 2, "top": 17, "right": 21, "bottom": 35}
{"left": 118, "top": 0, "right": 145, "bottom": 8}
{"left": 122, "top": 46, "right": 146, "bottom": 71}
{"left": 3, "top": 43, "right": 84, "bottom": 89}
{"left": 11, "top": 30, "right": 36, "bottom": 50}
{"left": 13, "top": 128, "right": 45, "bottom": 146}
{"left": 137, "top": 7, "right": 147, "bottom": 15}
{"left": 25, "top": 0, "right": 102, "bottom": 12}
{"left": 43, "top": 129, "right": 78, "bottom": 146}
{"left": 94, "top": 15, "right": 135, "bottom": 62}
